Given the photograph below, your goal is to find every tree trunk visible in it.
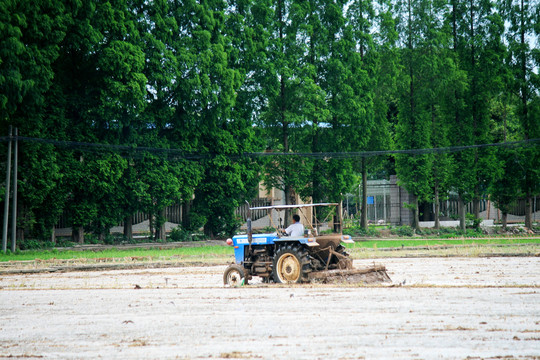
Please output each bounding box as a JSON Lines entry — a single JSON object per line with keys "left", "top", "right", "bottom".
{"left": 413, "top": 195, "right": 420, "bottom": 231}
{"left": 203, "top": 224, "right": 213, "bottom": 240}
{"left": 148, "top": 213, "right": 154, "bottom": 240}
{"left": 458, "top": 195, "right": 466, "bottom": 231}
{"left": 434, "top": 185, "right": 440, "bottom": 229}
{"left": 123, "top": 215, "right": 133, "bottom": 240}
{"left": 502, "top": 212, "right": 507, "bottom": 230}
{"left": 334, "top": 203, "right": 342, "bottom": 233}
{"left": 284, "top": 185, "right": 292, "bottom": 228}
{"left": 282, "top": 118, "right": 291, "bottom": 226}
{"left": 159, "top": 208, "right": 167, "bottom": 241}
{"left": 182, "top": 201, "right": 191, "bottom": 229}
{"left": 73, "top": 226, "right": 84, "bottom": 244}
{"left": 525, "top": 194, "right": 532, "bottom": 230}
{"left": 473, "top": 197, "right": 480, "bottom": 219}
{"left": 154, "top": 208, "right": 167, "bottom": 241}
{"left": 361, "top": 158, "right": 368, "bottom": 229}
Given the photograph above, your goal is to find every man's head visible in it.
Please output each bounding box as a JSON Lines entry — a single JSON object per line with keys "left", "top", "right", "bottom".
{"left": 292, "top": 214, "right": 300, "bottom": 223}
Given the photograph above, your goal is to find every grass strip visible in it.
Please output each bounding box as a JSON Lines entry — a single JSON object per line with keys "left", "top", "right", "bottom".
{"left": 0, "top": 245, "right": 232, "bottom": 263}
{"left": 0, "top": 237, "right": 538, "bottom": 266}
{"left": 349, "top": 237, "right": 540, "bottom": 249}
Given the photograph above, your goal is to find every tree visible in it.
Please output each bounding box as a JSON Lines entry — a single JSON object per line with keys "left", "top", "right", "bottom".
{"left": 500, "top": 0, "right": 540, "bottom": 229}
{"left": 256, "top": 0, "right": 314, "bottom": 226}
{"left": 136, "top": 153, "right": 198, "bottom": 241}
{"left": 489, "top": 148, "right": 522, "bottom": 229}
{"left": 318, "top": 0, "right": 375, "bottom": 205}
{"left": 394, "top": 0, "right": 433, "bottom": 230}
{"left": 72, "top": 0, "right": 149, "bottom": 241}
{"left": 351, "top": 0, "right": 397, "bottom": 229}
{"left": 0, "top": 0, "right": 71, "bottom": 242}
{"left": 420, "top": 0, "right": 454, "bottom": 228}
{"left": 122, "top": 0, "right": 182, "bottom": 240}
{"left": 447, "top": 0, "right": 504, "bottom": 230}
{"left": 65, "top": 153, "right": 126, "bottom": 243}
{"left": 168, "top": 0, "right": 259, "bottom": 238}
{"left": 2, "top": 0, "right": 537, "bottom": 244}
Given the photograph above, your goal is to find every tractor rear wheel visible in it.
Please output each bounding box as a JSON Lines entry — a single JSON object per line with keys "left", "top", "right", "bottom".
{"left": 223, "top": 264, "right": 246, "bottom": 286}
{"left": 273, "top": 245, "right": 311, "bottom": 283}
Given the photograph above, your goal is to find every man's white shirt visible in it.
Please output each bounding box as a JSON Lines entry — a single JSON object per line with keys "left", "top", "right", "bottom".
{"left": 285, "top": 222, "right": 305, "bottom": 237}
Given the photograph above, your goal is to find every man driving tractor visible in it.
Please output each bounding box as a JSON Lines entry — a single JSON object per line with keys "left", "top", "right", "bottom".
{"left": 283, "top": 214, "right": 305, "bottom": 237}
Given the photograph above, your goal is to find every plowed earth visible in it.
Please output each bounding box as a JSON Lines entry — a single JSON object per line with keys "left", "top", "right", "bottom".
{"left": 0, "top": 257, "right": 539, "bottom": 359}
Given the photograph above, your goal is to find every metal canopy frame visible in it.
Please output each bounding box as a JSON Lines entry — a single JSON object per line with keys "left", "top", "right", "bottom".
{"left": 250, "top": 203, "right": 342, "bottom": 236}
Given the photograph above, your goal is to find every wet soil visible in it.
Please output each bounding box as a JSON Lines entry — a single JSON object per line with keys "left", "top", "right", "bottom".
{"left": 0, "top": 257, "right": 539, "bottom": 359}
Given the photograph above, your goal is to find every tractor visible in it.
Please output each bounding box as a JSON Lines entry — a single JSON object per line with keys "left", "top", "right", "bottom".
{"left": 223, "top": 202, "right": 389, "bottom": 285}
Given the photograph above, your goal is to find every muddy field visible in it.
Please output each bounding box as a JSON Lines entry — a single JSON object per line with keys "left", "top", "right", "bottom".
{"left": 0, "top": 257, "right": 539, "bottom": 359}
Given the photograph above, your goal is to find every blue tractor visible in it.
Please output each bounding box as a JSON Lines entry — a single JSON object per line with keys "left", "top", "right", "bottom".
{"left": 223, "top": 203, "right": 358, "bottom": 285}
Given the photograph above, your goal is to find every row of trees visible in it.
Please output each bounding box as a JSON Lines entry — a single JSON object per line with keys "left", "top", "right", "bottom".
{"left": 393, "top": 0, "right": 539, "bottom": 229}
{"left": 0, "top": 0, "right": 538, "bottom": 243}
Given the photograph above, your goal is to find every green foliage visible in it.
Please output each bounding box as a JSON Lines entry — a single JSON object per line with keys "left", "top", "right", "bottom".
{"left": 465, "top": 213, "right": 483, "bottom": 230}
{"left": 390, "top": 226, "right": 415, "bottom": 237}
{"left": 414, "top": 227, "right": 481, "bottom": 238}
{"left": 402, "top": 202, "right": 416, "bottom": 211}
{"left": 18, "top": 239, "right": 54, "bottom": 251}
{"left": 0, "top": 0, "right": 537, "bottom": 246}
{"left": 169, "top": 227, "right": 194, "bottom": 242}
{"left": 343, "top": 226, "right": 379, "bottom": 237}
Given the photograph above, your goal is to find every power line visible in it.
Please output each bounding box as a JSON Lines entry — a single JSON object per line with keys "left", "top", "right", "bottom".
{"left": 252, "top": 138, "right": 540, "bottom": 159}
{"left": 0, "top": 135, "right": 538, "bottom": 160}
{"left": 0, "top": 136, "right": 206, "bottom": 160}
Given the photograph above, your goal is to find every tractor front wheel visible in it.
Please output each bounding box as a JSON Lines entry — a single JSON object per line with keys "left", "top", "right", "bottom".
{"left": 223, "top": 264, "right": 247, "bottom": 286}
{"left": 273, "top": 245, "right": 310, "bottom": 283}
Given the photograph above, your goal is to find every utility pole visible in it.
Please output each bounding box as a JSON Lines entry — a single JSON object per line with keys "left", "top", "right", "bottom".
{"left": 2, "top": 126, "right": 12, "bottom": 253}
{"left": 11, "top": 128, "right": 18, "bottom": 252}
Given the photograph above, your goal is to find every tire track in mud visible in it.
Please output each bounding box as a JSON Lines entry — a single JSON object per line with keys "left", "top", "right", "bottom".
{"left": 1, "top": 257, "right": 538, "bottom": 290}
